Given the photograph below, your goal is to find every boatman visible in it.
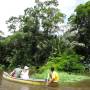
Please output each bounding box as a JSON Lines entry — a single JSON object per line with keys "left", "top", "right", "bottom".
{"left": 47, "top": 67, "right": 59, "bottom": 86}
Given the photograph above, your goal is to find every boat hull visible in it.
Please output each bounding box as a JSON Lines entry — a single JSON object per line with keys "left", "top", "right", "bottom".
{"left": 3, "top": 72, "right": 46, "bottom": 85}
{"left": 3, "top": 72, "right": 59, "bottom": 86}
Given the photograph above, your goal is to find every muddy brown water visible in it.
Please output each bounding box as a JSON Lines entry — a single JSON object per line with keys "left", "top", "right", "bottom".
{"left": 0, "top": 73, "right": 90, "bottom": 90}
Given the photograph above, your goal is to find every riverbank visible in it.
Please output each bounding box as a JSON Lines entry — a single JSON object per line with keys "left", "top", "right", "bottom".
{"left": 31, "top": 71, "right": 90, "bottom": 84}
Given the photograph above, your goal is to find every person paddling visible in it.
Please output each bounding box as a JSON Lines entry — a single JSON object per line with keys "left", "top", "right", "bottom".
{"left": 47, "top": 67, "right": 59, "bottom": 85}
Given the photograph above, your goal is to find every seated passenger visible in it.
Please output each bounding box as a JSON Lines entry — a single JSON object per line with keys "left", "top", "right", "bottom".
{"left": 20, "top": 66, "right": 29, "bottom": 80}
{"left": 10, "top": 65, "right": 22, "bottom": 78}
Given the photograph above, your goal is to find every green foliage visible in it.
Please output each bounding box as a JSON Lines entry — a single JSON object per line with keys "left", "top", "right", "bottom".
{"left": 0, "top": 0, "right": 64, "bottom": 69}
{"left": 0, "top": 0, "right": 88, "bottom": 74}
{"left": 31, "top": 71, "right": 90, "bottom": 83}
{"left": 68, "top": 1, "right": 90, "bottom": 68}
{"left": 0, "top": 64, "right": 4, "bottom": 71}
{"left": 6, "top": 16, "right": 20, "bottom": 33}
{"left": 39, "top": 52, "right": 84, "bottom": 73}
{"left": 59, "top": 72, "right": 90, "bottom": 83}
{"left": 31, "top": 70, "right": 49, "bottom": 79}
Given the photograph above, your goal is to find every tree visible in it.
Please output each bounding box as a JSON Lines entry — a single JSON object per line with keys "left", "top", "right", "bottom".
{"left": 68, "top": 1, "right": 90, "bottom": 65}
{"left": 3, "top": 0, "right": 64, "bottom": 67}
{"left": 6, "top": 16, "right": 20, "bottom": 33}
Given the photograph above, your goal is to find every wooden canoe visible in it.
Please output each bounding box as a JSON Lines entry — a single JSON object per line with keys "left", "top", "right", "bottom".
{"left": 3, "top": 72, "right": 59, "bottom": 86}
{"left": 3, "top": 72, "right": 46, "bottom": 85}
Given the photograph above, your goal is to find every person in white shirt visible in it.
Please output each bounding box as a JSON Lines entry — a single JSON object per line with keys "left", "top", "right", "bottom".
{"left": 20, "top": 66, "right": 29, "bottom": 80}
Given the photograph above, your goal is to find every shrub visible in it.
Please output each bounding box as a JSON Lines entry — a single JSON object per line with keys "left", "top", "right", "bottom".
{"left": 39, "top": 52, "right": 85, "bottom": 73}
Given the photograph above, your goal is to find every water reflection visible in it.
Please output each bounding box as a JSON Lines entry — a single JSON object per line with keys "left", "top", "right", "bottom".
{"left": 20, "top": 86, "right": 29, "bottom": 90}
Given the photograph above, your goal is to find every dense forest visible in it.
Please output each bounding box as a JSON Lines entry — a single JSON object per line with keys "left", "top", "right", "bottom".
{"left": 0, "top": 0, "right": 90, "bottom": 73}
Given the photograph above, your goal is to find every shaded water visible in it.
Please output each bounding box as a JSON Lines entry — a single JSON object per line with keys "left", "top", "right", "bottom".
{"left": 0, "top": 73, "right": 90, "bottom": 90}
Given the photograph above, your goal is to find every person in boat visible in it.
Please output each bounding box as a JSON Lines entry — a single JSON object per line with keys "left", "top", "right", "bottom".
{"left": 20, "top": 66, "right": 29, "bottom": 80}
{"left": 46, "top": 66, "right": 59, "bottom": 85}
{"left": 10, "top": 65, "right": 22, "bottom": 78}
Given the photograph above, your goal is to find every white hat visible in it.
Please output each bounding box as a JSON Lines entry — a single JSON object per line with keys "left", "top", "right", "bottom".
{"left": 24, "top": 66, "right": 29, "bottom": 69}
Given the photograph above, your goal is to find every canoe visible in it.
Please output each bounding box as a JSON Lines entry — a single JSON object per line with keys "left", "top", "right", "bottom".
{"left": 3, "top": 72, "right": 46, "bottom": 85}
{"left": 3, "top": 72, "right": 59, "bottom": 86}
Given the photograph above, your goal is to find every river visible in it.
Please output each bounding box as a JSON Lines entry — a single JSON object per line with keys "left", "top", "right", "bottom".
{"left": 0, "top": 73, "right": 90, "bottom": 90}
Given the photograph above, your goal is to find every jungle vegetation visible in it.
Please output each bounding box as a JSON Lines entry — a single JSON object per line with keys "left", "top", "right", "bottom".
{"left": 0, "top": 0, "right": 90, "bottom": 73}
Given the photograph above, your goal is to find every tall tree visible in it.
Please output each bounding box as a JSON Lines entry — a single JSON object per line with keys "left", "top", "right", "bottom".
{"left": 4, "top": 0, "right": 64, "bottom": 67}
{"left": 68, "top": 1, "right": 90, "bottom": 65}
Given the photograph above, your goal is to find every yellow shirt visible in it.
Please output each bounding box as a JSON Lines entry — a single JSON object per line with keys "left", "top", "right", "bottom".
{"left": 52, "top": 71, "right": 59, "bottom": 82}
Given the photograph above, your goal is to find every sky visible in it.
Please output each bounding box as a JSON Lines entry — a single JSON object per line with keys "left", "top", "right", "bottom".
{"left": 0, "top": 0, "right": 89, "bottom": 36}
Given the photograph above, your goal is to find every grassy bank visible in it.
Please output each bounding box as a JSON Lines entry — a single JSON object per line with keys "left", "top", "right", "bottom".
{"left": 31, "top": 71, "right": 90, "bottom": 84}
